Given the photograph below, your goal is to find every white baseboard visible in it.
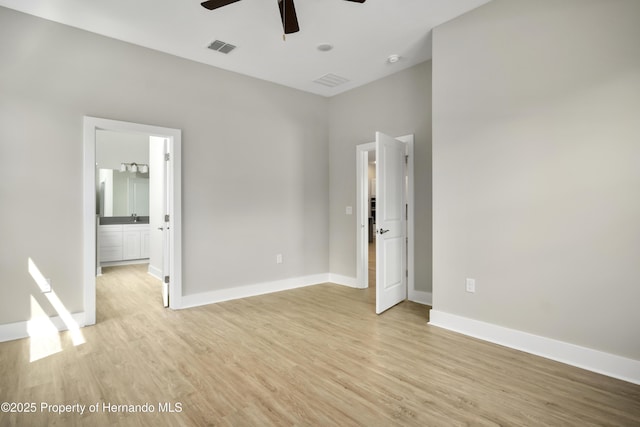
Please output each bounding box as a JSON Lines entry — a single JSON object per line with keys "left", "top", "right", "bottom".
{"left": 100, "top": 259, "right": 149, "bottom": 268}
{"left": 179, "top": 274, "right": 331, "bottom": 309}
{"left": 148, "top": 264, "right": 162, "bottom": 281}
{"left": 0, "top": 312, "right": 86, "bottom": 343}
{"left": 329, "top": 275, "right": 432, "bottom": 302}
{"left": 429, "top": 310, "right": 640, "bottom": 385}
{"left": 409, "top": 290, "right": 432, "bottom": 306}
{"left": 328, "top": 274, "right": 364, "bottom": 289}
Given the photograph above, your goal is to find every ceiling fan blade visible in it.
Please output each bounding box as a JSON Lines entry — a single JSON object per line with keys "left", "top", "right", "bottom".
{"left": 201, "top": 0, "right": 242, "bottom": 11}
{"left": 344, "top": 0, "right": 366, "bottom": 3}
{"left": 278, "top": 0, "right": 300, "bottom": 34}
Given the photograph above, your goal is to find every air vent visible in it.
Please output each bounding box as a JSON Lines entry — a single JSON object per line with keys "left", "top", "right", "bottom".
{"left": 313, "top": 73, "right": 349, "bottom": 88}
{"left": 208, "top": 40, "right": 236, "bottom": 54}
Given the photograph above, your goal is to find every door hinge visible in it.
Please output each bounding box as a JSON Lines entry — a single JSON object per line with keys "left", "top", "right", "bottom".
{"left": 165, "top": 153, "right": 170, "bottom": 161}
{"left": 405, "top": 155, "right": 409, "bottom": 164}
{"left": 406, "top": 269, "right": 408, "bottom": 278}
{"left": 165, "top": 214, "right": 170, "bottom": 222}
{"left": 164, "top": 275, "right": 170, "bottom": 284}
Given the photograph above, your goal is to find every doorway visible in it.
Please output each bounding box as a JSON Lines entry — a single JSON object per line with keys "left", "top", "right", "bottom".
{"left": 356, "top": 134, "right": 414, "bottom": 313}
{"left": 95, "top": 131, "right": 153, "bottom": 276}
{"left": 83, "top": 117, "right": 182, "bottom": 325}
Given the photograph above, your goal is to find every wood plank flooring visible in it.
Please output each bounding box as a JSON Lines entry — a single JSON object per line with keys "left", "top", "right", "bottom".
{"left": 1, "top": 264, "right": 639, "bottom": 426}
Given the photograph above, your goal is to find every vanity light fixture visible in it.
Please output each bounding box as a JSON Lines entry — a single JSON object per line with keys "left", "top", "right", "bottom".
{"left": 120, "top": 162, "right": 149, "bottom": 173}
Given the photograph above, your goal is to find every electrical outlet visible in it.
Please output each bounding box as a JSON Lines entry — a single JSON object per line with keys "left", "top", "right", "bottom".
{"left": 43, "top": 278, "right": 52, "bottom": 293}
{"left": 346, "top": 206, "right": 353, "bottom": 215}
{"left": 276, "top": 254, "right": 283, "bottom": 264}
{"left": 465, "top": 278, "right": 476, "bottom": 293}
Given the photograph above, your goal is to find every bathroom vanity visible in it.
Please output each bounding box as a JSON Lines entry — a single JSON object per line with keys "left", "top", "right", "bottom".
{"left": 98, "top": 222, "right": 150, "bottom": 264}
{"left": 97, "top": 165, "right": 151, "bottom": 270}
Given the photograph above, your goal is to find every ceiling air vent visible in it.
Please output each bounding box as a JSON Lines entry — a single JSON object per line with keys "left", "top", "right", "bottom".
{"left": 208, "top": 40, "right": 236, "bottom": 54}
{"left": 313, "top": 73, "right": 349, "bottom": 88}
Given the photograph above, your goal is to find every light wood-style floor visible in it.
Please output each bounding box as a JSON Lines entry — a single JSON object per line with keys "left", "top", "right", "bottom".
{"left": 1, "top": 264, "right": 639, "bottom": 426}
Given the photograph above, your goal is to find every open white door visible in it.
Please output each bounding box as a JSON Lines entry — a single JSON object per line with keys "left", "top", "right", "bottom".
{"left": 149, "top": 136, "right": 170, "bottom": 307}
{"left": 161, "top": 139, "right": 171, "bottom": 307}
{"left": 375, "top": 132, "right": 407, "bottom": 314}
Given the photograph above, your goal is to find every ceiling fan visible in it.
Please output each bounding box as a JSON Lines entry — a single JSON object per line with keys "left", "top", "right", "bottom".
{"left": 201, "top": 0, "right": 366, "bottom": 35}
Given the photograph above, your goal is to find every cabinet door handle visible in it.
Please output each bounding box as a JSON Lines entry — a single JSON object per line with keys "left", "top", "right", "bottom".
{"left": 157, "top": 227, "right": 164, "bottom": 231}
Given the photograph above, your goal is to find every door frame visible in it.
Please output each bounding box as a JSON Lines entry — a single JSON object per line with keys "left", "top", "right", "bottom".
{"left": 83, "top": 116, "right": 182, "bottom": 325}
{"left": 356, "top": 134, "right": 414, "bottom": 298}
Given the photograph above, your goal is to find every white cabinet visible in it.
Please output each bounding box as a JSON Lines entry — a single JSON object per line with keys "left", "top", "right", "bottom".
{"left": 123, "top": 230, "right": 141, "bottom": 260}
{"left": 123, "top": 224, "right": 149, "bottom": 260}
{"left": 99, "top": 224, "right": 150, "bottom": 264}
{"left": 141, "top": 229, "right": 150, "bottom": 258}
{"left": 99, "top": 225, "right": 124, "bottom": 262}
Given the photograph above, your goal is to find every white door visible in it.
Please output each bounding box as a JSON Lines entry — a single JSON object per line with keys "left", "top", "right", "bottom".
{"left": 161, "top": 140, "right": 171, "bottom": 307}
{"left": 375, "top": 132, "right": 407, "bottom": 314}
{"left": 149, "top": 136, "right": 170, "bottom": 307}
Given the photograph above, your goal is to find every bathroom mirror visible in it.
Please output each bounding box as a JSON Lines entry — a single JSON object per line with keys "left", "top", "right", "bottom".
{"left": 98, "top": 168, "right": 149, "bottom": 217}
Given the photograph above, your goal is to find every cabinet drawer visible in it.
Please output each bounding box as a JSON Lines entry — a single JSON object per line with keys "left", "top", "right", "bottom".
{"left": 99, "top": 231, "right": 123, "bottom": 248}
{"left": 123, "top": 224, "right": 149, "bottom": 232}
{"left": 100, "top": 247, "right": 123, "bottom": 262}
{"left": 99, "top": 224, "right": 123, "bottom": 232}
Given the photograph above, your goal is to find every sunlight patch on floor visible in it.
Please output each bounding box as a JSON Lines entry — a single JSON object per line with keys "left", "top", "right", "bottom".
{"left": 27, "top": 295, "right": 61, "bottom": 362}
{"left": 27, "top": 258, "right": 85, "bottom": 362}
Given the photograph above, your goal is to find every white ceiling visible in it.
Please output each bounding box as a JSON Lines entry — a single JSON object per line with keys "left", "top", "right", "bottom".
{"left": 0, "top": 0, "right": 490, "bottom": 97}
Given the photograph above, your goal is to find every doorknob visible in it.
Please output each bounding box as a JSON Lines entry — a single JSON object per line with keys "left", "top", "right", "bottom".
{"left": 378, "top": 228, "right": 389, "bottom": 234}
{"left": 157, "top": 227, "right": 164, "bottom": 231}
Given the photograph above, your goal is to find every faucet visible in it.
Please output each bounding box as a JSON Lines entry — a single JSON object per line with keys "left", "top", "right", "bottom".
{"left": 132, "top": 213, "right": 138, "bottom": 223}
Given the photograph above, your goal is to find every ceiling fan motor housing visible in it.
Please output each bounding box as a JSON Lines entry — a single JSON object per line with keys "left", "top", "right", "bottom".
{"left": 201, "top": 0, "right": 365, "bottom": 34}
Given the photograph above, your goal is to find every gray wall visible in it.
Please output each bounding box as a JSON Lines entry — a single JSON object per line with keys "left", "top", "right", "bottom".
{"left": 432, "top": 0, "right": 640, "bottom": 360}
{"left": 0, "top": 7, "right": 329, "bottom": 324}
{"left": 328, "top": 61, "right": 432, "bottom": 292}
{"left": 96, "top": 130, "right": 149, "bottom": 170}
